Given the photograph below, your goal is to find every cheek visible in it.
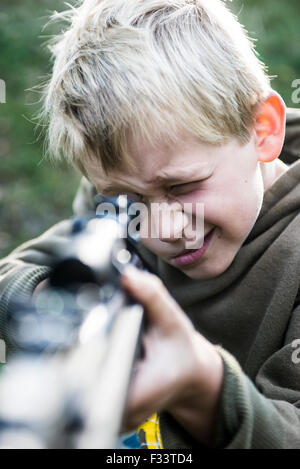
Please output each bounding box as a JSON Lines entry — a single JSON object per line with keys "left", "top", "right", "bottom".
{"left": 139, "top": 235, "right": 162, "bottom": 256}
{"left": 187, "top": 175, "right": 264, "bottom": 236}
{"left": 207, "top": 175, "right": 264, "bottom": 237}
{"left": 176, "top": 189, "right": 218, "bottom": 226}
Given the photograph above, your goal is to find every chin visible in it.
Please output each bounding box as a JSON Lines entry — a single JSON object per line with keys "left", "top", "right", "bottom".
{"left": 177, "top": 256, "right": 234, "bottom": 280}
{"left": 178, "top": 268, "right": 221, "bottom": 281}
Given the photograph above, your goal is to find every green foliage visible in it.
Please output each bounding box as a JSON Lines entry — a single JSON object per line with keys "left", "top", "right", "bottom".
{"left": 231, "top": 0, "right": 300, "bottom": 106}
{"left": 0, "top": 0, "right": 299, "bottom": 257}
{"left": 0, "top": 0, "right": 80, "bottom": 256}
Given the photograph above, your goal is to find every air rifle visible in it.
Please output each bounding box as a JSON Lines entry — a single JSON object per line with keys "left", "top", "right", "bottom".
{"left": 0, "top": 195, "right": 146, "bottom": 449}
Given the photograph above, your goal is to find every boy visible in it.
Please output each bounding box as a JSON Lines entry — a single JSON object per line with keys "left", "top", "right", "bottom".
{"left": 1, "top": 0, "right": 300, "bottom": 448}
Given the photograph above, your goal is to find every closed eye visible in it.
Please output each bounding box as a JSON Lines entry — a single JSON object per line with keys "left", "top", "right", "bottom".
{"left": 169, "top": 181, "right": 201, "bottom": 196}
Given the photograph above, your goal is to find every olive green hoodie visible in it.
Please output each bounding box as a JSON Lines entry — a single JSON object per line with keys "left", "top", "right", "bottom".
{"left": 152, "top": 153, "right": 300, "bottom": 448}
{"left": 1, "top": 110, "right": 300, "bottom": 448}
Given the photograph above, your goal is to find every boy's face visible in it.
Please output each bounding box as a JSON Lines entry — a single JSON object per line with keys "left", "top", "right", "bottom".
{"left": 88, "top": 133, "right": 268, "bottom": 280}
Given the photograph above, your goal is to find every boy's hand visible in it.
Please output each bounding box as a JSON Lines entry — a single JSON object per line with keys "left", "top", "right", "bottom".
{"left": 121, "top": 266, "right": 224, "bottom": 445}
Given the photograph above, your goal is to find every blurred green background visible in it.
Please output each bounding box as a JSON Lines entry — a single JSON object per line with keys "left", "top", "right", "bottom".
{"left": 0, "top": 0, "right": 299, "bottom": 257}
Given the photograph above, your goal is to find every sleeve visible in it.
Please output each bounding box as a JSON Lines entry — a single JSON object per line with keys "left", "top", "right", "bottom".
{"left": 159, "top": 304, "right": 300, "bottom": 449}
{"left": 214, "top": 333, "right": 300, "bottom": 449}
{"left": 0, "top": 177, "right": 96, "bottom": 342}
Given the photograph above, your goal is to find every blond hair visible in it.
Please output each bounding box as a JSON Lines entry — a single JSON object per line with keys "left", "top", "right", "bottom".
{"left": 43, "top": 0, "right": 271, "bottom": 175}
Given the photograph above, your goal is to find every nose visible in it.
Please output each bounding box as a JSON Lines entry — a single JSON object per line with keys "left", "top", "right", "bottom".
{"left": 150, "top": 200, "right": 189, "bottom": 243}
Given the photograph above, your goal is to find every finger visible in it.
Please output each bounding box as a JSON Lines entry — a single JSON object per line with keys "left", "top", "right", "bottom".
{"left": 121, "top": 266, "right": 188, "bottom": 331}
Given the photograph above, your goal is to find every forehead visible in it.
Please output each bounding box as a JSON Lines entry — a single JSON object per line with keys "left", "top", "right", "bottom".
{"left": 88, "top": 132, "right": 217, "bottom": 191}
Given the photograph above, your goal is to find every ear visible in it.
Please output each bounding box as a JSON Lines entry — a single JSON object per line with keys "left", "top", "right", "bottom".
{"left": 254, "top": 90, "right": 286, "bottom": 163}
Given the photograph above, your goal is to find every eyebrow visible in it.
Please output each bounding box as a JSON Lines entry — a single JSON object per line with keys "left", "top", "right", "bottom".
{"left": 99, "top": 182, "right": 136, "bottom": 193}
{"left": 144, "top": 174, "right": 187, "bottom": 184}
{"left": 99, "top": 165, "right": 212, "bottom": 194}
{"left": 100, "top": 179, "right": 184, "bottom": 195}
{"left": 145, "top": 165, "right": 212, "bottom": 184}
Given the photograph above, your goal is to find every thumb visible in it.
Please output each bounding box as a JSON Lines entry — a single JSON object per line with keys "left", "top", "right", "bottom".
{"left": 121, "top": 266, "right": 188, "bottom": 332}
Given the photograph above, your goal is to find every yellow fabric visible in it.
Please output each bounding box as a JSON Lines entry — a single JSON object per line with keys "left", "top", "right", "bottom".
{"left": 137, "top": 413, "right": 163, "bottom": 449}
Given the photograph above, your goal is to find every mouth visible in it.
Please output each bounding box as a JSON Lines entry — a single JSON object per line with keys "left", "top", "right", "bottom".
{"left": 171, "top": 228, "right": 215, "bottom": 267}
